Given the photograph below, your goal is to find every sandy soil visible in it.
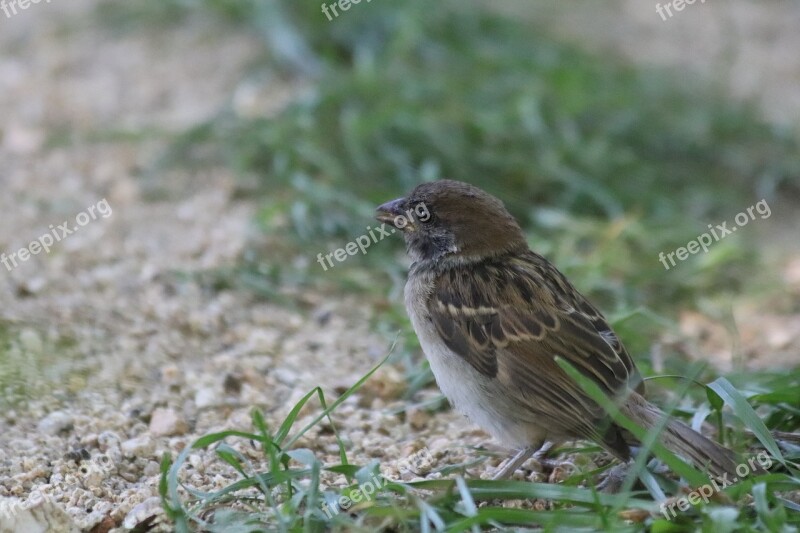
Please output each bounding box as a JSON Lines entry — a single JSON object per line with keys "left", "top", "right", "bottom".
{"left": 0, "top": 4, "right": 476, "bottom": 530}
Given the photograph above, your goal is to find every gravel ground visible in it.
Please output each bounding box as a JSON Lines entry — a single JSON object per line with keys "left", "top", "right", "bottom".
{"left": 0, "top": 4, "right": 483, "bottom": 530}
{"left": 0, "top": 2, "right": 799, "bottom": 532}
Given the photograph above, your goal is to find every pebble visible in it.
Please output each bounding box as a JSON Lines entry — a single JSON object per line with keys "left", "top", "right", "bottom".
{"left": 122, "top": 496, "right": 163, "bottom": 530}
{"left": 143, "top": 461, "right": 160, "bottom": 477}
{"left": 160, "top": 365, "right": 183, "bottom": 386}
{"left": 0, "top": 496, "right": 79, "bottom": 533}
{"left": 273, "top": 368, "right": 297, "bottom": 386}
{"left": 149, "top": 408, "right": 188, "bottom": 437}
{"left": 120, "top": 437, "right": 154, "bottom": 459}
{"left": 407, "top": 408, "right": 431, "bottom": 430}
{"left": 97, "top": 432, "right": 122, "bottom": 453}
{"left": 37, "top": 411, "right": 74, "bottom": 436}
{"left": 194, "top": 387, "right": 219, "bottom": 409}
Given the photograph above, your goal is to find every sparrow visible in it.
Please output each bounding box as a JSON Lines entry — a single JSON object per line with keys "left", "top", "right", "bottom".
{"left": 376, "top": 179, "right": 739, "bottom": 480}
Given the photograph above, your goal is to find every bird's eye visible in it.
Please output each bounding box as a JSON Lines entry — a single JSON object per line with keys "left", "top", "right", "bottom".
{"left": 411, "top": 201, "right": 433, "bottom": 224}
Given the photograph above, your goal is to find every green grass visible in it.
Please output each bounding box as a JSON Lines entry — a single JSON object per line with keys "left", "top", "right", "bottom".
{"left": 160, "top": 347, "right": 799, "bottom": 532}
{"left": 89, "top": 0, "right": 800, "bottom": 530}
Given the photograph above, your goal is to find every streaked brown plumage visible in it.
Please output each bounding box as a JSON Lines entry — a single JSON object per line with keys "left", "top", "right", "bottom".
{"left": 377, "top": 179, "right": 739, "bottom": 479}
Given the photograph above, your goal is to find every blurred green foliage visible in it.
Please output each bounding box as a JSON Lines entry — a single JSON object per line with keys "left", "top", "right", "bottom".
{"left": 117, "top": 0, "right": 800, "bottom": 318}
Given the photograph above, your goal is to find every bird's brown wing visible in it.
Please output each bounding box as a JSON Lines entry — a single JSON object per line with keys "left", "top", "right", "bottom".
{"left": 428, "top": 251, "right": 643, "bottom": 447}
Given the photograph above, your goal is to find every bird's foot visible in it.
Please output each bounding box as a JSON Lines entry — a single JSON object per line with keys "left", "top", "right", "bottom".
{"left": 491, "top": 441, "right": 554, "bottom": 480}
{"left": 596, "top": 462, "right": 631, "bottom": 493}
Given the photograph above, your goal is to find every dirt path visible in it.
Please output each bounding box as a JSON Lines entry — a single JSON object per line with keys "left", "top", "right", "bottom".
{"left": 0, "top": 3, "right": 374, "bottom": 530}
{"left": 0, "top": 4, "right": 477, "bottom": 530}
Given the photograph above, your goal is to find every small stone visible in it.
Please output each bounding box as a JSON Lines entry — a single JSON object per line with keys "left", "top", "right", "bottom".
{"left": 168, "top": 437, "right": 187, "bottom": 452}
{"left": 194, "top": 387, "right": 219, "bottom": 409}
{"left": 120, "top": 437, "right": 154, "bottom": 459}
{"left": 358, "top": 367, "right": 405, "bottom": 405}
{"left": 406, "top": 408, "right": 430, "bottom": 430}
{"left": 94, "top": 454, "right": 117, "bottom": 475}
{"left": 0, "top": 496, "right": 79, "bottom": 533}
{"left": 428, "top": 438, "right": 450, "bottom": 453}
{"left": 97, "top": 432, "right": 121, "bottom": 453}
{"left": 149, "top": 408, "right": 188, "bottom": 437}
{"left": 273, "top": 368, "right": 297, "bottom": 386}
{"left": 223, "top": 373, "right": 242, "bottom": 395}
{"left": 122, "top": 497, "right": 163, "bottom": 530}
{"left": 81, "top": 464, "right": 106, "bottom": 487}
{"left": 37, "top": 411, "right": 73, "bottom": 436}
{"left": 143, "top": 461, "right": 160, "bottom": 477}
{"left": 188, "top": 454, "right": 203, "bottom": 471}
{"left": 160, "top": 365, "right": 182, "bottom": 386}
{"left": 548, "top": 464, "right": 573, "bottom": 484}
{"left": 87, "top": 514, "right": 115, "bottom": 533}
{"left": 63, "top": 449, "right": 90, "bottom": 463}
{"left": 247, "top": 329, "right": 280, "bottom": 353}
{"left": 80, "top": 434, "right": 99, "bottom": 448}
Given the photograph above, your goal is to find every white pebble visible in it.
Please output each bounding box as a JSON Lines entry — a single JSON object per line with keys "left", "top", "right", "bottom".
{"left": 36, "top": 412, "right": 73, "bottom": 436}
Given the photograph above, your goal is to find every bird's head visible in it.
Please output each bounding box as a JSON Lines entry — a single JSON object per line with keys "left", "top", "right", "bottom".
{"left": 376, "top": 180, "right": 527, "bottom": 264}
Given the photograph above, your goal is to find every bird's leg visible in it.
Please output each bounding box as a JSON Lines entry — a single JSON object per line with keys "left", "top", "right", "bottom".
{"left": 596, "top": 462, "right": 631, "bottom": 493}
{"left": 492, "top": 447, "right": 535, "bottom": 480}
{"left": 492, "top": 441, "right": 553, "bottom": 480}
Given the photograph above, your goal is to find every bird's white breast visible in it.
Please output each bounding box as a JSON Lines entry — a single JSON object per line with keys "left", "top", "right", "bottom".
{"left": 404, "top": 270, "right": 546, "bottom": 447}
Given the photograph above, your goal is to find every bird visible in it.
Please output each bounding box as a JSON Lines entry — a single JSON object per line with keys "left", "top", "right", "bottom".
{"left": 375, "top": 179, "right": 740, "bottom": 481}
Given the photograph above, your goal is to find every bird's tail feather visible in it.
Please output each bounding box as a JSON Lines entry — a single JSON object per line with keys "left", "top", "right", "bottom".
{"left": 621, "top": 393, "right": 740, "bottom": 479}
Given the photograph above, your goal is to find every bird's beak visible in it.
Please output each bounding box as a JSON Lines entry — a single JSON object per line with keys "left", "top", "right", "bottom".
{"left": 375, "top": 197, "right": 407, "bottom": 227}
